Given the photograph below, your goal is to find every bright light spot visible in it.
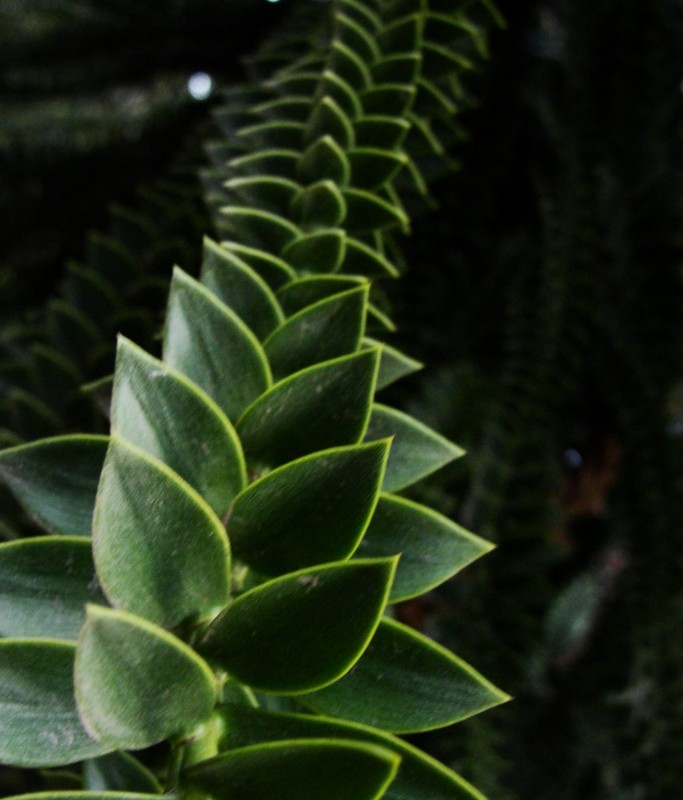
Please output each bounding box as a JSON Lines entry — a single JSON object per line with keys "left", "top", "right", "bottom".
{"left": 188, "top": 72, "right": 213, "bottom": 100}
{"left": 266, "top": 0, "right": 281, "bottom": 3}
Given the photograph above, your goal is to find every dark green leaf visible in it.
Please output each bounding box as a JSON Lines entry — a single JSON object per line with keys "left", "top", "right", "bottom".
{"left": 220, "top": 705, "right": 489, "bottom": 800}
{"left": 348, "top": 148, "right": 407, "bottom": 190}
{"left": 93, "top": 437, "right": 230, "bottom": 629}
{"left": 372, "top": 54, "right": 421, "bottom": 84}
{"left": 84, "top": 752, "right": 162, "bottom": 794}
{"left": 264, "top": 287, "right": 367, "bottom": 380}
{"left": 75, "top": 605, "right": 217, "bottom": 750}
{"left": 299, "top": 136, "right": 350, "bottom": 185}
{"left": 217, "top": 207, "right": 299, "bottom": 253}
{"left": 228, "top": 440, "right": 390, "bottom": 575}
{"left": 341, "top": 237, "right": 399, "bottom": 277}
{"left": 112, "top": 338, "right": 245, "bottom": 516}
{"left": 357, "top": 494, "right": 493, "bottom": 601}
{"left": 360, "top": 84, "right": 416, "bottom": 116}
{"left": 229, "top": 149, "right": 300, "bottom": 180}
{"left": 365, "top": 404, "right": 464, "bottom": 491}
{"left": 292, "top": 181, "right": 347, "bottom": 230}
{"left": 3, "top": 794, "right": 163, "bottom": 800}
{"left": 305, "top": 96, "right": 355, "bottom": 149}
{"left": 320, "top": 69, "right": 362, "bottom": 117}
{"left": 0, "top": 435, "right": 107, "bottom": 536}
{"left": 342, "top": 188, "right": 409, "bottom": 233}
{"left": 198, "top": 558, "right": 396, "bottom": 693}
{"left": 302, "top": 618, "right": 509, "bottom": 732}
{"left": 200, "top": 239, "right": 284, "bottom": 340}
{"left": 163, "top": 268, "right": 271, "bottom": 421}
{"left": 222, "top": 243, "right": 295, "bottom": 290}
{"left": 237, "top": 349, "right": 380, "bottom": 468}
{"left": 0, "top": 537, "right": 105, "bottom": 640}
{"left": 223, "top": 176, "right": 300, "bottom": 216}
{"left": 282, "top": 230, "right": 346, "bottom": 273}
{"left": 184, "top": 739, "right": 399, "bottom": 800}
{"left": 0, "top": 639, "right": 109, "bottom": 766}
{"left": 364, "top": 338, "right": 422, "bottom": 389}
{"left": 329, "top": 41, "right": 372, "bottom": 90}
{"left": 278, "top": 275, "right": 366, "bottom": 315}
{"left": 354, "top": 115, "right": 410, "bottom": 148}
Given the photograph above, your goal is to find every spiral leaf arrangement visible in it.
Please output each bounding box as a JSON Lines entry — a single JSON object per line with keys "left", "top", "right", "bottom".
{"left": 0, "top": 2, "right": 506, "bottom": 799}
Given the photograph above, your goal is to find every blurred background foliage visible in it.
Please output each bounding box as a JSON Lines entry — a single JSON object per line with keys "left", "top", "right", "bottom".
{"left": 2, "top": 1, "right": 683, "bottom": 798}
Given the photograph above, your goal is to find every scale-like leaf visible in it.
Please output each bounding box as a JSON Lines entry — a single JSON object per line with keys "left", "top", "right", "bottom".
{"left": 299, "top": 135, "right": 350, "bottom": 185}
{"left": 223, "top": 243, "right": 295, "bottom": 290}
{"left": 184, "top": 739, "right": 399, "bottom": 800}
{"left": 200, "top": 238, "right": 284, "bottom": 339}
{"left": 0, "top": 435, "right": 107, "bottom": 536}
{"left": 163, "top": 268, "right": 271, "bottom": 421}
{"left": 264, "top": 287, "right": 368, "bottom": 380}
{"left": 0, "top": 537, "right": 105, "bottom": 640}
{"left": 365, "top": 404, "right": 464, "bottom": 491}
{"left": 342, "top": 188, "right": 409, "bottom": 233}
{"left": 356, "top": 494, "right": 493, "bottom": 601}
{"left": 283, "top": 230, "right": 347, "bottom": 273}
{"left": 278, "top": 276, "right": 365, "bottom": 315}
{"left": 305, "top": 95, "right": 355, "bottom": 149}
{"left": 237, "top": 349, "right": 379, "bottom": 468}
{"left": 292, "top": 181, "right": 347, "bottom": 229}
{"left": 0, "top": 639, "right": 109, "bottom": 766}
{"left": 111, "top": 337, "right": 246, "bottom": 515}
{"left": 93, "top": 437, "right": 230, "bottom": 629}
{"left": 302, "top": 618, "right": 509, "bottom": 732}
{"left": 218, "top": 207, "right": 299, "bottom": 252}
{"left": 227, "top": 440, "right": 390, "bottom": 575}
{"left": 84, "top": 752, "right": 162, "bottom": 794}
{"left": 219, "top": 705, "right": 488, "bottom": 800}
{"left": 198, "top": 558, "right": 396, "bottom": 693}
{"left": 75, "top": 606, "right": 217, "bottom": 750}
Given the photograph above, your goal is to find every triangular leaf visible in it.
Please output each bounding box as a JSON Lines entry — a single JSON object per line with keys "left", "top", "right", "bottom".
{"left": 163, "top": 268, "right": 271, "bottom": 421}
{"left": 292, "top": 181, "right": 347, "bottom": 230}
{"left": 0, "top": 435, "right": 107, "bottom": 536}
{"left": 364, "top": 338, "right": 422, "bottom": 389}
{"left": 228, "top": 440, "right": 390, "bottom": 575}
{"left": 302, "top": 618, "right": 509, "bottom": 732}
{"left": 198, "top": 558, "right": 396, "bottom": 693}
{"left": 0, "top": 537, "right": 106, "bottom": 640}
{"left": 75, "top": 606, "right": 217, "bottom": 750}
{"left": 299, "top": 136, "right": 350, "bottom": 185}
{"left": 282, "top": 230, "right": 347, "bottom": 273}
{"left": 84, "top": 752, "right": 162, "bottom": 794}
{"left": 93, "top": 437, "right": 230, "bottom": 629}
{"left": 222, "top": 243, "right": 295, "bottom": 290}
{"left": 278, "top": 275, "right": 366, "bottom": 315}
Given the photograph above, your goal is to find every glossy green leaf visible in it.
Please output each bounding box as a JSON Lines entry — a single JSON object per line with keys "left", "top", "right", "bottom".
{"left": 111, "top": 338, "right": 245, "bottom": 516}
{"left": 299, "top": 136, "right": 350, "bottom": 185}
{"left": 75, "top": 605, "right": 217, "bottom": 750}
{"left": 348, "top": 148, "right": 407, "bottom": 190}
{"left": 222, "top": 243, "right": 295, "bottom": 290}
{"left": 198, "top": 558, "right": 396, "bottom": 693}
{"left": 342, "top": 237, "right": 399, "bottom": 277}
{"left": 200, "top": 239, "right": 284, "bottom": 339}
{"left": 305, "top": 96, "right": 354, "bottom": 149}
{"left": 0, "top": 435, "right": 107, "bottom": 536}
{"left": 0, "top": 537, "right": 106, "bottom": 640}
{"left": 0, "top": 639, "right": 109, "bottom": 766}
{"left": 365, "top": 404, "right": 464, "bottom": 491}
{"left": 228, "top": 440, "right": 390, "bottom": 575}
{"left": 163, "top": 268, "right": 271, "bottom": 421}
{"left": 218, "top": 207, "right": 299, "bottom": 254}
{"left": 264, "top": 287, "right": 368, "bottom": 380}
{"left": 84, "top": 752, "right": 162, "bottom": 794}
{"left": 364, "top": 338, "right": 422, "bottom": 389}
{"left": 292, "top": 181, "right": 347, "bottom": 229}
{"left": 237, "top": 349, "right": 380, "bottom": 468}
{"left": 278, "top": 275, "right": 365, "bottom": 315}
{"left": 354, "top": 115, "right": 410, "bottom": 148}
{"left": 282, "top": 229, "right": 346, "bottom": 273}
{"left": 356, "top": 494, "right": 493, "bottom": 601}
{"left": 302, "top": 618, "right": 509, "bottom": 732}
{"left": 93, "top": 437, "right": 230, "bottom": 628}
{"left": 220, "top": 705, "right": 488, "bottom": 800}
{"left": 223, "top": 176, "right": 300, "bottom": 216}
{"left": 184, "top": 739, "right": 399, "bottom": 800}
{"left": 342, "top": 188, "right": 409, "bottom": 233}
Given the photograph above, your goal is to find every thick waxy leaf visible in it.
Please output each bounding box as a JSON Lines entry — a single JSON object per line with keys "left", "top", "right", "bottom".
{"left": 321, "top": 69, "right": 362, "bottom": 117}
{"left": 330, "top": 41, "right": 372, "bottom": 90}
{"left": 306, "top": 96, "right": 355, "bottom": 149}
{"left": 84, "top": 752, "right": 162, "bottom": 793}
{"left": 348, "top": 148, "right": 407, "bottom": 190}
{"left": 220, "top": 705, "right": 488, "bottom": 800}
{"left": 228, "top": 440, "right": 390, "bottom": 575}
{"left": 75, "top": 606, "right": 217, "bottom": 750}
{"left": 0, "top": 639, "right": 109, "bottom": 766}
{"left": 356, "top": 494, "right": 493, "bottom": 601}
{"left": 198, "top": 558, "right": 396, "bottom": 693}
{"left": 343, "top": 188, "right": 409, "bottom": 233}
{"left": 299, "top": 136, "right": 350, "bottom": 185}
{"left": 337, "top": 12, "right": 380, "bottom": 61}
{"left": 222, "top": 243, "right": 295, "bottom": 290}
{"left": 218, "top": 207, "right": 299, "bottom": 252}
{"left": 372, "top": 53, "right": 421, "bottom": 84}
{"left": 200, "top": 239, "right": 284, "bottom": 339}
{"left": 364, "top": 338, "right": 422, "bottom": 389}
{"left": 229, "top": 149, "right": 299, "bottom": 180}
{"left": 278, "top": 275, "right": 365, "bottom": 315}
{"left": 237, "top": 121, "right": 305, "bottom": 151}
{"left": 354, "top": 115, "right": 410, "bottom": 148}
{"left": 361, "top": 84, "right": 416, "bottom": 116}
{"left": 283, "top": 230, "right": 346, "bottom": 273}
{"left": 237, "top": 349, "right": 380, "bottom": 468}
{"left": 302, "top": 618, "right": 509, "bottom": 732}
{"left": 93, "top": 438, "right": 230, "bottom": 629}
{"left": 112, "top": 338, "right": 245, "bottom": 516}
{"left": 0, "top": 435, "right": 107, "bottom": 536}
{"left": 264, "top": 287, "right": 368, "bottom": 380}
{"left": 163, "top": 269, "right": 271, "bottom": 421}
{"left": 222, "top": 176, "right": 300, "bottom": 215}
{"left": 365, "top": 404, "right": 464, "bottom": 491}
{"left": 342, "top": 237, "right": 399, "bottom": 277}
{"left": 0, "top": 537, "right": 105, "bottom": 640}
{"left": 184, "top": 739, "right": 399, "bottom": 800}
{"left": 292, "top": 181, "right": 347, "bottom": 229}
